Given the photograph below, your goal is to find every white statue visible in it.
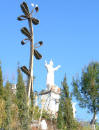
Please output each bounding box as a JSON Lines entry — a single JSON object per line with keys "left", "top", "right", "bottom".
{"left": 45, "top": 59, "right": 61, "bottom": 89}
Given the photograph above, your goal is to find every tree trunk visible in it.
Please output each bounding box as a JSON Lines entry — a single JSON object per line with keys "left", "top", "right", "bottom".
{"left": 90, "top": 112, "right": 96, "bottom": 130}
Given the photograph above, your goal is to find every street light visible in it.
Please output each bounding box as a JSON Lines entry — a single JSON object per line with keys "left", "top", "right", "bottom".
{"left": 17, "top": 1, "right": 43, "bottom": 104}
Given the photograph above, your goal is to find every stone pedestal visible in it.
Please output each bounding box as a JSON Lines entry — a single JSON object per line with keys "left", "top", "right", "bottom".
{"left": 41, "top": 85, "right": 60, "bottom": 117}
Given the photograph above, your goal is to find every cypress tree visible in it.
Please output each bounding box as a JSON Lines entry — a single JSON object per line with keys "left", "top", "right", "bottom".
{"left": 57, "top": 101, "right": 65, "bottom": 129}
{"left": 57, "top": 76, "right": 75, "bottom": 130}
{"left": 0, "top": 62, "right": 3, "bottom": 97}
{"left": 0, "top": 98, "right": 6, "bottom": 128}
{"left": 16, "top": 67, "right": 29, "bottom": 130}
{"left": 4, "top": 81, "right": 12, "bottom": 130}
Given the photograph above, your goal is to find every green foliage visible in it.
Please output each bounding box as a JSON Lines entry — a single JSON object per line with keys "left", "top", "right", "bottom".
{"left": 57, "top": 76, "right": 76, "bottom": 130}
{"left": 0, "top": 63, "right": 3, "bottom": 97}
{"left": 96, "top": 123, "right": 99, "bottom": 130}
{"left": 57, "top": 102, "right": 65, "bottom": 129}
{"left": 0, "top": 62, "right": 30, "bottom": 129}
{"left": 4, "top": 81, "right": 12, "bottom": 129}
{"left": 72, "top": 62, "right": 99, "bottom": 122}
{"left": 29, "top": 91, "right": 40, "bottom": 121}
{"left": 42, "top": 110, "right": 51, "bottom": 120}
{"left": 0, "top": 98, "right": 6, "bottom": 128}
{"left": 16, "top": 68, "right": 29, "bottom": 130}
{"left": 30, "top": 106, "right": 40, "bottom": 121}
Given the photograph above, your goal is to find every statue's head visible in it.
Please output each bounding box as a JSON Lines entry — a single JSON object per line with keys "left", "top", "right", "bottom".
{"left": 50, "top": 59, "right": 53, "bottom": 66}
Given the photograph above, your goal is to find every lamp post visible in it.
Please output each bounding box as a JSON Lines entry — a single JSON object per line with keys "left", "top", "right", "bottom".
{"left": 17, "top": 1, "right": 43, "bottom": 105}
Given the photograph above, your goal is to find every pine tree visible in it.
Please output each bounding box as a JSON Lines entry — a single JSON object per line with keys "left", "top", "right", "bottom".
{"left": 0, "top": 62, "right": 3, "bottom": 97}
{"left": 72, "top": 62, "right": 99, "bottom": 129}
{"left": 16, "top": 67, "right": 29, "bottom": 130}
{"left": 57, "top": 76, "right": 75, "bottom": 130}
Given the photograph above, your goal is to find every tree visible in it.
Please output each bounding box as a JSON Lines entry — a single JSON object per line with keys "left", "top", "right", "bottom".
{"left": 4, "top": 81, "right": 12, "bottom": 129}
{"left": 4, "top": 81, "right": 19, "bottom": 129}
{"left": 0, "top": 62, "right": 3, "bottom": 97}
{"left": 0, "top": 62, "right": 6, "bottom": 129}
{"left": 57, "top": 76, "right": 75, "bottom": 130}
{"left": 57, "top": 100, "right": 65, "bottom": 129}
{"left": 72, "top": 62, "right": 99, "bottom": 129}
{"left": 0, "top": 98, "right": 6, "bottom": 128}
{"left": 16, "top": 67, "right": 29, "bottom": 130}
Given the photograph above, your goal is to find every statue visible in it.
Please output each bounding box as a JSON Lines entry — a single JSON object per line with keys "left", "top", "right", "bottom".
{"left": 45, "top": 59, "right": 61, "bottom": 89}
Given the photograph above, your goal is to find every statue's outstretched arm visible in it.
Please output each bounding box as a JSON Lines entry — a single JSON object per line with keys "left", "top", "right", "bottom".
{"left": 54, "top": 65, "right": 61, "bottom": 71}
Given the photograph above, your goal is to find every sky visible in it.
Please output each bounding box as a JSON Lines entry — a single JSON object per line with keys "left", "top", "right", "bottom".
{"left": 0, "top": 0, "right": 99, "bottom": 122}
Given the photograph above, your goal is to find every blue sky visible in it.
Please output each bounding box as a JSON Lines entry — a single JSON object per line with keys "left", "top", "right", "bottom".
{"left": 0, "top": 0, "right": 99, "bottom": 122}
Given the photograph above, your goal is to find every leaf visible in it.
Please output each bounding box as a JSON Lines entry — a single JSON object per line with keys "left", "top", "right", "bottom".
{"left": 32, "top": 18, "right": 39, "bottom": 25}
{"left": 20, "top": 2, "right": 29, "bottom": 17}
{"left": 21, "top": 27, "right": 31, "bottom": 39}
{"left": 34, "top": 49, "right": 42, "bottom": 60}
{"left": 21, "top": 66, "right": 30, "bottom": 76}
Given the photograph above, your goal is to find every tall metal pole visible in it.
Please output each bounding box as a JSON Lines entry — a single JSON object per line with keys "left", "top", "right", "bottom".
{"left": 28, "top": 16, "right": 34, "bottom": 104}
{"left": 18, "top": 2, "right": 42, "bottom": 105}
